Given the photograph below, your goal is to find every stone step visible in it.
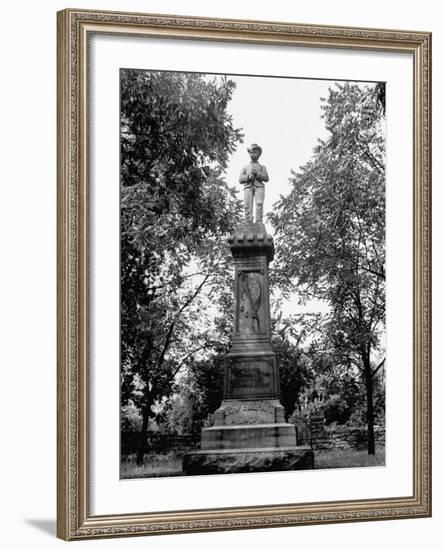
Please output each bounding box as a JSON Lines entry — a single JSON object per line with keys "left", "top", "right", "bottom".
{"left": 201, "top": 422, "right": 297, "bottom": 451}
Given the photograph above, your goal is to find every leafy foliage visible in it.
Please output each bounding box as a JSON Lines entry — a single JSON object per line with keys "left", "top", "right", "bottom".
{"left": 164, "top": 352, "right": 226, "bottom": 435}
{"left": 271, "top": 312, "right": 312, "bottom": 420}
{"left": 120, "top": 70, "right": 243, "bottom": 461}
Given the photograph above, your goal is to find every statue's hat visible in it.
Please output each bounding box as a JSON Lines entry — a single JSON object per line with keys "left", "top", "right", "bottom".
{"left": 247, "top": 143, "right": 262, "bottom": 154}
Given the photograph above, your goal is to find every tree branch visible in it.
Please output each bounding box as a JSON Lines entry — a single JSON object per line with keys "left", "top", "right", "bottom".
{"left": 156, "top": 269, "right": 215, "bottom": 372}
{"left": 358, "top": 142, "right": 385, "bottom": 174}
{"left": 371, "top": 357, "right": 386, "bottom": 377}
{"left": 170, "top": 343, "right": 216, "bottom": 379}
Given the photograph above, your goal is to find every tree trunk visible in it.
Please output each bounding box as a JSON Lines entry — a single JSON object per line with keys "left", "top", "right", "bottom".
{"left": 136, "top": 400, "right": 151, "bottom": 465}
{"left": 363, "top": 353, "right": 376, "bottom": 455}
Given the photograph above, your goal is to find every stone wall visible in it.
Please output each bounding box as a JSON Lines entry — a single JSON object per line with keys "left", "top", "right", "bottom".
{"left": 294, "top": 418, "right": 385, "bottom": 451}
{"left": 122, "top": 423, "right": 385, "bottom": 455}
{"left": 121, "top": 432, "right": 200, "bottom": 455}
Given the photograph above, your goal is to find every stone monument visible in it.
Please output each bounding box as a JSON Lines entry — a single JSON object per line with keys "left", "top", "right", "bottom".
{"left": 183, "top": 145, "right": 313, "bottom": 475}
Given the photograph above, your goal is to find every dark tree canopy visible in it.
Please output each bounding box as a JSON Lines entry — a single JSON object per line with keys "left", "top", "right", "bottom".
{"left": 120, "top": 70, "right": 243, "bottom": 461}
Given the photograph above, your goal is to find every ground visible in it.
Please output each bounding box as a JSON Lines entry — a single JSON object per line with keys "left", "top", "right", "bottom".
{"left": 120, "top": 446, "right": 385, "bottom": 479}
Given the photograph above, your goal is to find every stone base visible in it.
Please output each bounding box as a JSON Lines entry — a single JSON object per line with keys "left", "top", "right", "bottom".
{"left": 183, "top": 446, "right": 314, "bottom": 476}
{"left": 201, "top": 422, "right": 297, "bottom": 450}
{"left": 214, "top": 399, "right": 285, "bottom": 425}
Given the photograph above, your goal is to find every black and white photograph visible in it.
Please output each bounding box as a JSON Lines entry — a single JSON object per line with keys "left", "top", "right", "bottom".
{"left": 119, "top": 69, "right": 386, "bottom": 479}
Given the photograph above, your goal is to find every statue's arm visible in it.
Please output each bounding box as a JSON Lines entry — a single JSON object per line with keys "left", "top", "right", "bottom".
{"left": 261, "top": 166, "right": 269, "bottom": 182}
{"left": 239, "top": 166, "right": 249, "bottom": 184}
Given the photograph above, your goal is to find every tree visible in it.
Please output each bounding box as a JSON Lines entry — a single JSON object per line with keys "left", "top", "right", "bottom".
{"left": 120, "top": 69, "right": 243, "bottom": 463}
{"left": 295, "top": 347, "right": 363, "bottom": 426}
{"left": 165, "top": 351, "right": 226, "bottom": 435}
{"left": 271, "top": 311, "right": 312, "bottom": 420}
{"left": 269, "top": 82, "right": 386, "bottom": 454}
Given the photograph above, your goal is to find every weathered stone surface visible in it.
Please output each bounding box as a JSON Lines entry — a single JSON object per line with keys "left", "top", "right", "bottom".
{"left": 201, "top": 423, "right": 297, "bottom": 450}
{"left": 228, "top": 223, "right": 274, "bottom": 261}
{"left": 182, "top": 200, "right": 315, "bottom": 475}
{"left": 224, "top": 355, "right": 279, "bottom": 399}
{"left": 183, "top": 446, "right": 314, "bottom": 476}
{"left": 214, "top": 399, "right": 285, "bottom": 426}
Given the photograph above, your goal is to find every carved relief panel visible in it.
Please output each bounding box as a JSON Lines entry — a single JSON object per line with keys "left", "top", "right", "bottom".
{"left": 236, "top": 270, "right": 266, "bottom": 336}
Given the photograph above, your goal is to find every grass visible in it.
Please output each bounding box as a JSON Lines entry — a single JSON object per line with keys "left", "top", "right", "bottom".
{"left": 121, "top": 447, "right": 385, "bottom": 478}
{"left": 121, "top": 451, "right": 184, "bottom": 479}
{"left": 314, "top": 447, "right": 385, "bottom": 469}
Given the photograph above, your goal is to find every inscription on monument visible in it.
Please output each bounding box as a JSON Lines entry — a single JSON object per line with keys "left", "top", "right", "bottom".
{"left": 227, "top": 360, "right": 274, "bottom": 397}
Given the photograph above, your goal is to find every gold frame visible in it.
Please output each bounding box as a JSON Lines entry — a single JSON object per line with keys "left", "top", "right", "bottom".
{"left": 57, "top": 8, "right": 432, "bottom": 540}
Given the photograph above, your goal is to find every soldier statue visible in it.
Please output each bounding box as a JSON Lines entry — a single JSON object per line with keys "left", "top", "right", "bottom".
{"left": 239, "top": 143, "right": 269, "bottom": 223}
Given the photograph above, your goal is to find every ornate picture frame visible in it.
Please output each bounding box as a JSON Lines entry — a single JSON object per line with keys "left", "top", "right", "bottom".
{"left": 57, "top": 8, "right": 431, "bottom": 540}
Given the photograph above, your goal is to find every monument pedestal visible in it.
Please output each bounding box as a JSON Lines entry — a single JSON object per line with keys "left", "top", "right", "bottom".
{"left": 202, "top": 422, "right": 298, "bottom": 450}
{"left": 183, "top": 446, "right": 313, "bottom": 476}
{"left": 183, "top": 223, "right": 313, "bottom": 475}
